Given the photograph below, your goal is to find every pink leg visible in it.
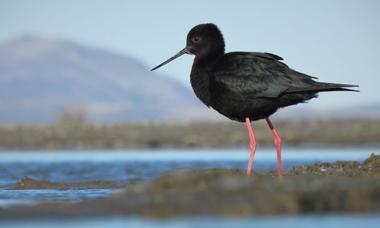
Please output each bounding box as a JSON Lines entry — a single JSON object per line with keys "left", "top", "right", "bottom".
{"left": 265, "top": 118, "right": 283, "bottom": 178}
{"left": 245, "top": 117, "right": 257, "bottom": 176}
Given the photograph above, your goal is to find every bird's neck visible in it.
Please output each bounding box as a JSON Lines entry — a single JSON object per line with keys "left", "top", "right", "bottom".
{"left": 190, "top": 55, "right": 222, "bottom": 107}
{"left": 196, "top": 48, "right": 225, "bottom": 66}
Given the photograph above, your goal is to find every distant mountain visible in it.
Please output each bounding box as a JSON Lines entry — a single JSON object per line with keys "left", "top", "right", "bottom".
{"left": 0, "top": 36, "right": 377, "bottom": 123}
{"left": 0, "top": 36, "right": 215, "bottom": 123}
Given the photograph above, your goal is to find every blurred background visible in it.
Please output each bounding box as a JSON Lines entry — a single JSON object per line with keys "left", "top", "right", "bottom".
{"left": 0, "top": 0, "right": 379, "bottom": 150}
{"left": 0, "top": 0, "right": 379, "bottom": 124}
{"left": 0, "top": 1, "right": 380, "bottom": 226}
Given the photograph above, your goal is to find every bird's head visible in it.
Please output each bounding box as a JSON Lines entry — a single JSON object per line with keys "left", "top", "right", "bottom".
{"left": 151, "top": 23, "right": 225, "bottom": 71}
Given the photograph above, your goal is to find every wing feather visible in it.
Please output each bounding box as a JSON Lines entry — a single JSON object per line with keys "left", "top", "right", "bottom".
{"left": 212, "top": 52, "right": 306, "bottom": 98}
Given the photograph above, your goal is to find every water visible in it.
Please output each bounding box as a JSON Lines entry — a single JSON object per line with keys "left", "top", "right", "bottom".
{"left": 0, "top": 148, "right": 379, "bottom": 227}
{"left": 0, "top": 147, "right": 377, "bottom": 208}
{"left": 2, "top": 214, "right": 380, "bottom": 228}
{"left": 0, "top": 148, "right": 377, "bottom": 185}
{"left": 0, "top": 189, "right": 120, "bottom": 207}
{"left": 0, "top": 148, "right": 378, "bottom": 207}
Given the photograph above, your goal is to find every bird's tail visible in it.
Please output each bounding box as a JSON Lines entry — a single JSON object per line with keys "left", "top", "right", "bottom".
{"left": 286, "top": 82, "right": 359, "bottom": 93}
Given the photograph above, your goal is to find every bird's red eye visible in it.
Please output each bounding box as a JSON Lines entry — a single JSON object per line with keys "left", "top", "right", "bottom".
{"left": 192, "top": 36, "right": 201, "bottom": 43}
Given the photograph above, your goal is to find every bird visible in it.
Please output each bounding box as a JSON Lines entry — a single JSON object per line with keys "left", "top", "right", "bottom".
{"left": 151, "top": 23, "right": 358, "bottom": 178}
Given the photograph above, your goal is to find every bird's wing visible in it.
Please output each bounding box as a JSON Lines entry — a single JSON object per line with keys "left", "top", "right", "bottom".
{"left": 211, "top": 52, "right": 317, "bottom": 98}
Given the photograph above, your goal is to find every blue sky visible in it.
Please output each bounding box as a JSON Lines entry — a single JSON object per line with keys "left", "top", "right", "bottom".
{"left": 0, "top": 0, "right": 379, "bottom": 109}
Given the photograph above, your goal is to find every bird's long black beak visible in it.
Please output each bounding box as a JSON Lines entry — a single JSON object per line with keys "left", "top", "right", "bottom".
{"left": 151, "top": 47, "right": 190, "bottom": 71}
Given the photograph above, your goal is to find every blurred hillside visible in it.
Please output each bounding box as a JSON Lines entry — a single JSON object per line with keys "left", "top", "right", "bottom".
{"left": 0, "top": 36, "right": 213, "bottom": 123}
{"left": 0, "top": 36, "right": 378, "bottom": 123}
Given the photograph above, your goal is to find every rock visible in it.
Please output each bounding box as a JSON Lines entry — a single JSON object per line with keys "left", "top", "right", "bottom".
{"left": 14, "top": 176, "right": 124, "bottom": 189}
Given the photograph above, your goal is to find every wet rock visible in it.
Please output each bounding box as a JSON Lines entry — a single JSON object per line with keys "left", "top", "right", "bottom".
{"left": 14, "top": 176, "right": 124, "bottom": 189}
{"left": 283, "top": 154, "right": 380, "bottom": 177}
{"left": 363, "top": 153, "right": 380, "bottom": 174}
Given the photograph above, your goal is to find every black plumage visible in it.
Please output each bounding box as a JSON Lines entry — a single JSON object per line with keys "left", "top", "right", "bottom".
{"left": 153, "top": 23, "right": 357, "bottom": 122}
{"left": 209, "top": 51, "right": 357, "bottom": 121}
{"left": 184, "top": 24, "right": 358, "bottom": 121}
{"left": 152, "top": 23, "right": 358, "bottom": 177}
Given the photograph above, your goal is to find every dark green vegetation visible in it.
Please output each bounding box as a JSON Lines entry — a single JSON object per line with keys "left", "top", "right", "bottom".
{"left": 1, "top": 154, "right": 379, "bottom": 218}
{"left": 0, "top": 119, "right": 379, "bottom": 150}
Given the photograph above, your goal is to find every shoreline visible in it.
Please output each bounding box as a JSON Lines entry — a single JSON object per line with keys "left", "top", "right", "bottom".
{"left": 0, "top": 143, "right": 380, "bottom": 152}
{"left": 0, "top": 119, "right": 379, "bottom": 150}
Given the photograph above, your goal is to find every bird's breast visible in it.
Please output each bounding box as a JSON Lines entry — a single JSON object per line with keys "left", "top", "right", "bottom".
{"left": 190, "top": 65, "right": 212, "bottom": 107}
